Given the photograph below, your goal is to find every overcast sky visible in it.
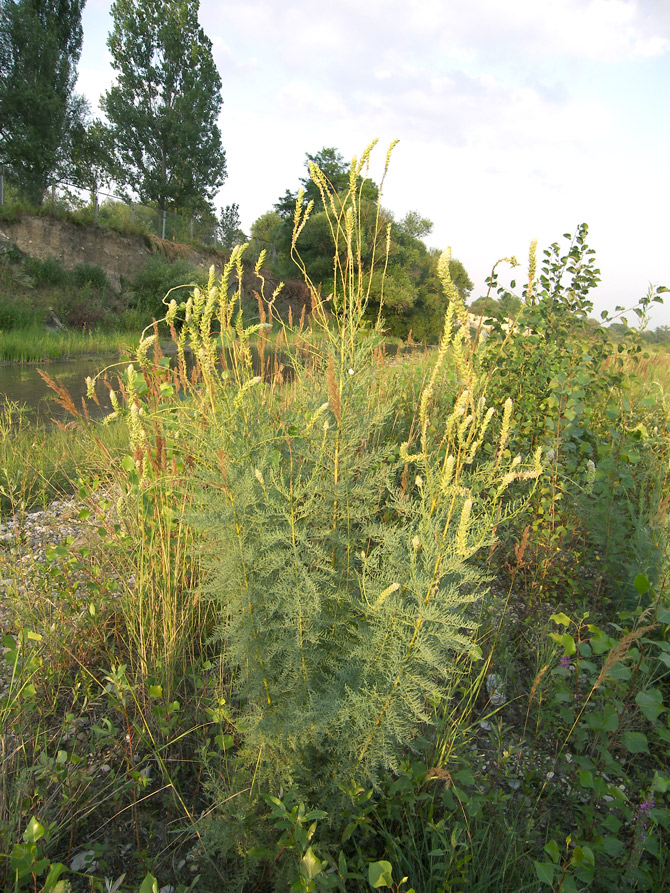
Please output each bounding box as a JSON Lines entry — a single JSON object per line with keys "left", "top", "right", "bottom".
{"left": 77, "top": 0, "right": 670, "bottom": 328}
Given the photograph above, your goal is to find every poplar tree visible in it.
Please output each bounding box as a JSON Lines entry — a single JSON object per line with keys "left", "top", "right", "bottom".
{"left": 101, "top": 0, "right": 226, "bottom": 214}
{"left": 0, "top": 0, "right": 86, "bottom": 203}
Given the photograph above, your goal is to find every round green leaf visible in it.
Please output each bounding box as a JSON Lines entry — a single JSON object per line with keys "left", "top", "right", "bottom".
{"left": 534, "top": 861, "right": 556, "bottom": 885}
{"left": 636, "top": 689, "right": 665, "bottom": 723}
{"left": 621, "top": 731, "right": 649, "bottom": 754}
{"left": 369, "top": 860, "right": 394, "bottom": 888}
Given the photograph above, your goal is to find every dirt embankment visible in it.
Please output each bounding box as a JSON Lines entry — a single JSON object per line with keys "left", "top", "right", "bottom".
{"left": 0, "top": 214, "right": 229, "bottom": 291}
{"left": 0, "top": 213, "right": 312, "bottom": 316}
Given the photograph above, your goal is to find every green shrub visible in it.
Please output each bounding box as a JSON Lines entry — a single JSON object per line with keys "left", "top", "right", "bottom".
{"left": 72, "top": 262, "right": 108, "bottom": 291}
{"left": 0, "top": 294, "right": 42, "bottom": 330}
{"left": 55, "top": 284, "right": 105, "bottom": 330}
{"left": 479, "top": 227, "right": 668, "bottom": 609}
{"left": 23, "top": 254, "right": 68, "bottom": 287}
{"left": 105, "top": 144, "right": 539, "bottom": 839}
{"left": 128, "top": 256, "right": 205, "bottom": 319}
{"left": 0, "top": 240, "right": 24, "bottom": 264}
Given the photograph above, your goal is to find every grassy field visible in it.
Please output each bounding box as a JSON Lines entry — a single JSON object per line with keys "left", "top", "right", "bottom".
{"left": 1, "top": 162, "right": 668, "bottom": 893}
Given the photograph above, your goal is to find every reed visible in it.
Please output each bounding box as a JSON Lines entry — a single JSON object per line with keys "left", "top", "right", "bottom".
{"left": 0, "top": 326, "right": 136, "bottom": 363}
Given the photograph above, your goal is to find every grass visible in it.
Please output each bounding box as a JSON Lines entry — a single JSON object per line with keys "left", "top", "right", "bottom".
{"left": 0, "top": 326, "right": 140, "bottom": 363}
{"left": 0, "top": 398, "right": 129, "bottom": 514}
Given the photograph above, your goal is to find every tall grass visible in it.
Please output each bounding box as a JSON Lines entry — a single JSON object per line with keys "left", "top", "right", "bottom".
{"left": 0, "top": 398, "right": 129, "bottom": 514}
{"left": 0, "top": 326, "right": 136, "bottom": 362}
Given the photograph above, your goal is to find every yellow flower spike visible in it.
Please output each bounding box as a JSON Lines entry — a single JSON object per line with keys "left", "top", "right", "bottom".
{"left": 136, "top": 333, "right": 156, "bottom": 366}
{"left": 255, "top": 249, "right": 267, "bottom": 275}
{"left": 458, "top": 414, "right": 474, "bottom": 443}
{"left": 456, "top": 498, "right": 473, "bottom": 556}
{"left": 345, "top": 207, "right": 355, "bottom": 239}
{"left": 375, "top": 582, "right": 400, "bottom": 609}
{"left": 382, "top": 139, "right": 399, "bottom": 179}
{"left": 478, "top": 406, "right": 496, "bottom": 442}
{"left": 399, "top": 441, "right": 424, "bottom": 464}
{"left": 526, "top": 239, "right": 538, "bottom": 305}
{"left": 498, "top": 398, "right": 514, "bottom": 458}
{"left": 165, "top": 299, "right": 178, "bottom": 327}
{"left": 440, "top": 454, "right": 455, "bottom": 492}
{"left": 348, "top": 157, "right": 358, "bottom": 195}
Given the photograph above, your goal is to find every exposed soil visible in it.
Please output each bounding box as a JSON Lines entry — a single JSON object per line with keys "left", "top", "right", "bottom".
{"left": 0, "top": 214, "right": 228, "bottom": 291}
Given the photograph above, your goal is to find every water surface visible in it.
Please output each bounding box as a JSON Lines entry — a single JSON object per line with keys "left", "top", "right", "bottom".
{"left": 0, "top": 356, "right": 119, "bottom": 423}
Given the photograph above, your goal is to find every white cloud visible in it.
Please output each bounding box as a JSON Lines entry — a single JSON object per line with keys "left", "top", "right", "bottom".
{"left": 76, "top": 0, "right": 670, "bottom": 326}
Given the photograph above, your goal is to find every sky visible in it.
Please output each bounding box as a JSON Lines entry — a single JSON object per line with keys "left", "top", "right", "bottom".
{"left": 77, "top": 0, "right": 670, "bottom": 328}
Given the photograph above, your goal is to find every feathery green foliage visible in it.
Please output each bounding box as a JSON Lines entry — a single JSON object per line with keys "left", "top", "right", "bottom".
{"left": 111, "top": 142, "right": 539, "bottom": 808}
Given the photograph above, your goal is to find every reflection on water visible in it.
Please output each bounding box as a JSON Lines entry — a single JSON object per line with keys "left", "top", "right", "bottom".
{"left": 0, "top": 341, "right": 422, "bottom": 425}
{"left": 0, "top": 356, "right": 120, "bottom": 423}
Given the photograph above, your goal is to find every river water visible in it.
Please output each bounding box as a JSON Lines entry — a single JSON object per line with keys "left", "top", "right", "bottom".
{"left": 0, "top": 341, "right": 420, "bottom": 425}
{"left": 0, "top": 356, "right": 118, "bottom": 423}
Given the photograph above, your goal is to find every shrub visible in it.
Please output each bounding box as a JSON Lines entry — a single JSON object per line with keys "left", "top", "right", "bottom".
{"left": 0, "top": 240, "right": 24, "bottom": 265}
{"left": 0, "top": 295, "right": 41, "bottom": 330}
{"left": 128, "top": 256, "right": 205, "bottom": 319}
{"left": 23, "top": 254, "right": 68, "bottom": 287}
{"left": 478, "top": 227, "right": 668, "bottom": 609}
{"left": 106, "top": 144, "right": 540, "bottom": 836}
{"left": 59, "top": 283, "right": 106, "bottom": 330}
{"left": 72, "top": 262, "right": 108, "bottom": 291}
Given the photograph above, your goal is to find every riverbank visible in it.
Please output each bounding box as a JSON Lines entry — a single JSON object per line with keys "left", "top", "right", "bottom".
{"left": 0, "top": 326, "right": 139, "bottom": 363}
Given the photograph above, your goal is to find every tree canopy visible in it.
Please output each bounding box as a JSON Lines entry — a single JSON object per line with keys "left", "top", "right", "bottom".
{"left": 274, "top": 147, "right": 379, "bottom": 219}
{"left": 254, "top": 146, "right": 473, "bottom": 341}
{"left": 101, "top": 0, "right": 226, "bottom": 213}
{"left": 0, "top": 0, "right": 86, "bottom": 203}
{"left": 219, "top": 203, "right": 246, "bottom": 250}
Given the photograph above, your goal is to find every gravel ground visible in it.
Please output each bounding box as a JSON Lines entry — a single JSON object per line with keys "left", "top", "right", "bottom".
{"left": 1, "top": 494, "right": 89, "bottom": 614}
{"left": 0, "top": 493, "right": 114, "bottom": 700}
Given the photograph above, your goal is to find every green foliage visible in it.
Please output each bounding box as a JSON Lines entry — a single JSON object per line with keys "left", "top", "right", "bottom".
{"left": 102, "top": 0, "right": 227, "bottom": 213}
{"left": 274, "top": 147, "right": 379, "bottom": 220}
{"left": 0, "top": 294, "right": 42, "bottom": 330}
{"left": 128, "top": 255, "right": 205, "bottom": 318}
{"left": 68, "top": 117, "right": 114, "bottom": 197}
{"left": 218, "top": 202, "right": 246, "bottom": 250}
{"left": 0, "top": 0, "right": 86, "bottom": 203}
{"left": 115, "top": 146, "right": 538, "bottom": 829}
{"left": 532, "top": 591, "right": 670, "bottom": 891}
{"left": 1, "top": 146, "right": 668, "bottom": 893}
{"left": 23, "top": 254, "right": 68, "bottom": 287}
{"left": 480, "top": 225, "right": 668, "bottom": 608}
{"left": 71, "top": 262, "right": 108, "bottom": 291}
{"left": 264, "top": 147, "right": 473, "bottom": 340}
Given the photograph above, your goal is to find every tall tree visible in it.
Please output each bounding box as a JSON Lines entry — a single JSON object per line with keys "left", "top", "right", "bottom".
{"left": 219, "top": 202, "right": 246, "bottom": 249}
{"left": 274, "top": 147, "right": 379, "bottom": 219}
{"left": 0, "top": 0, "right": 86, "bottom": 203}
{"left": 69, "top": 118, "right": 114, "bottom": 200}
{"left": 101, "top": 0, "right": 226, "bottom": 214}
{"left": 265, "top": 146, "right": 474, "bottom": 340}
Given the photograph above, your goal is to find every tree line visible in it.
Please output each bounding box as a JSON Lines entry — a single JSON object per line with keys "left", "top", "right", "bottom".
{"left": 0, "top": 0, "right": 225, "bottom": 215}
{"left": 0, "top": 0, "right": 473, "bottom": 338}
